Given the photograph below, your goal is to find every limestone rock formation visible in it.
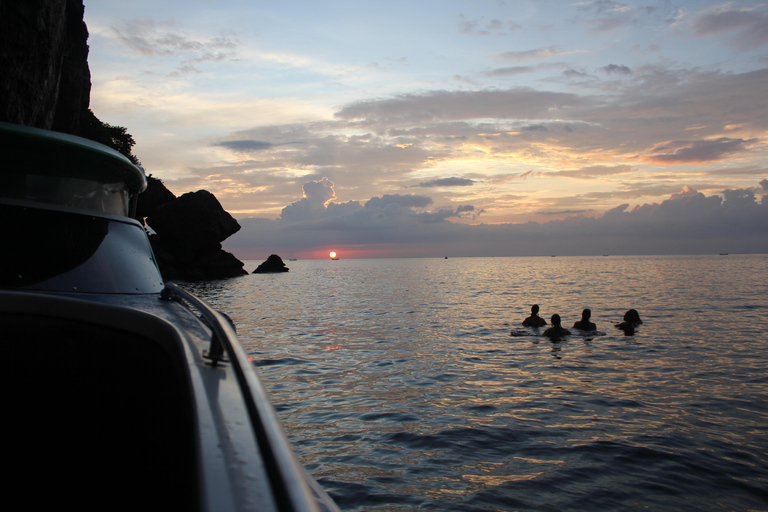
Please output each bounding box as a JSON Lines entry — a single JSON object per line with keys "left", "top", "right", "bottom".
{"left": 143, "top": 181, "right": 247, "bottom": 280}
{"left": 136, "top": 176, "right": 177, "bottom": 222}
{"left": 253, "top": 255, "right": 290, "bottom": 274}
{"left": 1, "top": 0, "right": 247, "bottom": 281}
{"left": 0, "top": 0, "right": 91, "bottom": 135}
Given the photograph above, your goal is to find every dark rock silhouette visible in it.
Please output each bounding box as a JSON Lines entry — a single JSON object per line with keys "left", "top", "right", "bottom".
{"left": 1, "top": 0, "right": 91, "bottom": 134}
{"left": 253, "top": 255, "right": 289, "bottom": 274}
{"left": 144, "top": 185, "right": 247, "bottom": 280}
{"left": 135, "top": 176, "right": 176, "bottom": 221}
{"left": 0, "top": 2, "right": 245, "bottom": 281}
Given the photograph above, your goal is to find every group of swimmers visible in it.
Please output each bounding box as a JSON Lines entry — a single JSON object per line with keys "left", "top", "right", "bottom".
{"left": 522, "top": 304, "right": 643, "bottom": 339}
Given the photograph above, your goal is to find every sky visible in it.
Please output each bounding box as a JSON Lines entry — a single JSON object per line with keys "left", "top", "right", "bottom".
{"left": 83, "top": 0, "right": 768, "bottom": 259}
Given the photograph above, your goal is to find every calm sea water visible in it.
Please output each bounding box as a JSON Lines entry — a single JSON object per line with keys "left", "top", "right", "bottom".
{"left": 183, "top": 254, "right": 768, "bottom": 511}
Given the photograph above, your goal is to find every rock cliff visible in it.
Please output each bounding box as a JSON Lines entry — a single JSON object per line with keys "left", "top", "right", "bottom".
{"left": 0, "top": 0, "right": 91, "bottom": 134}
{"left": 139, "top": 177, "right": 247, "bottom": 280}
{"left": 1, "top": 0, "right": 247, "bottom": 281}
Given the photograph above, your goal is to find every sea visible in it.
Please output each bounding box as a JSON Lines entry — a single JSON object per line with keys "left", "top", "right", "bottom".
{"left": 182, "top": 254, "right": 768, "bottom": 512}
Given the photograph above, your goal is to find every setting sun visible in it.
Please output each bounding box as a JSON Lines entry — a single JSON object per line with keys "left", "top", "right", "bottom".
{"left": 329, "top": 251, "right": 337, "bottom": 259}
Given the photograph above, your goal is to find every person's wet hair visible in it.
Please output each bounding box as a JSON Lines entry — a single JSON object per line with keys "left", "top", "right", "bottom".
{"left": 551, "top": 314, "right": 561, "bottom": 326}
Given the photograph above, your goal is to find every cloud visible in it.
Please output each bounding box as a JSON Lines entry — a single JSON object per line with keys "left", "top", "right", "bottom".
{"left": 563, "top": 69, "right": 594, "bottom": 79}
{"left": 459, "top": 17, "right": 522, "bottom": 36}
{"left": 279, "top": 177, "right": 337, "bottom": 221}
{"left": 364, "top": 194, "right": 433, "bottom": 210}
{"left": 576, "top": 0, "right": 656, "bottom": 33}
{"left": 761, "top": 179, "right": 768, "bottom": 191}
{"left": 688, "top": 5, "right": 768, "bottom": 50}
{"left": 599, "top": 64, "right": 632, "bottom": 75}
{"left": 192, "top": 67, "right": 767, "bottom": 223}
{"left": 490, "top": 47, "right": 585, "bottom": 62}
{"left": 213, "top": 140, "right": 276, "bottom": 151}
{"left": 536, "top": 209, "right": 594, "bottom": 215}
{"left": 226, "top": 181, "right": 768, "bottom": 258}
{"left": 484, "top": 66, "right": 536, "bottom": 77}
{"left": 552, "top": 165, "right": 635, "bottom": 179}
{"left": 418, "top": 177, "right": 475, "bottom": 188}
{"left": 638, "top": 138, "right": 757, "bottom": 164}
{"left": 334, "top": 88, "right": 589, "bottom": 123}
{"left": 111, "top": 19, "right": 238, "bottom": 59}
{"left": 213, "top": 139, "right": 302, "bottom": 152}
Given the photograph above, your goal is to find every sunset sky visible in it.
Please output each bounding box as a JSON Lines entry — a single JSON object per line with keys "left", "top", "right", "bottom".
{"left": 83, "top": 0, "right": 768, "bottom": 259}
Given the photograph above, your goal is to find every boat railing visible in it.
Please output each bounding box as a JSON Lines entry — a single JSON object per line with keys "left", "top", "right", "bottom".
{"left": 161, "top": 282, "right": 326, "bottom": 512}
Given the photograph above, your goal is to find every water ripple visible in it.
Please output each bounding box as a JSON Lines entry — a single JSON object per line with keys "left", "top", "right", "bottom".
{"left": 187, "top": 255, "right": 768, "bottom": 511}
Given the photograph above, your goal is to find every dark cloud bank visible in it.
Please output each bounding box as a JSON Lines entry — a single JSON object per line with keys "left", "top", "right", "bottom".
{"left": 225, "top": 178, "right": 768, "bottom": 258}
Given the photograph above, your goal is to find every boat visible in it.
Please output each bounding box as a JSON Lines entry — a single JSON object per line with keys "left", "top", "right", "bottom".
{"left": 0, "top": 122, "right": 340, "bottom": 512}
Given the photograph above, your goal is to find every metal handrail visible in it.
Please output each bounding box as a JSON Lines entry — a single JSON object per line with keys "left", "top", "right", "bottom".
{"left": 162, "top": 282, "right": 323, "bottom": 512}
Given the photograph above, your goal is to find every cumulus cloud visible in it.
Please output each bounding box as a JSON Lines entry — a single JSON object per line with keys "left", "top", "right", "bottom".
{"left": 280, "top": 177, "right": 337, "bottom": 220}
{"left": 198, "top": 67, "right": 767, "bottom": 223}
{"left": 364, "top": 194, "right": 433, "bottom": 210}
{"left": 227, "top": 181, "right": 768, "bottom": 257}
{"left": 599, "top": 64, "right": 632, "bottom": 75}
{"left": 418, "top": 177, "right": 475, "bottom": 187}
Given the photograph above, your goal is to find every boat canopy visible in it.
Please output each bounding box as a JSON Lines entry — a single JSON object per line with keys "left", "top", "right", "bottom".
{"left": 0, "top": 122, "right": 146, "bottom": 217}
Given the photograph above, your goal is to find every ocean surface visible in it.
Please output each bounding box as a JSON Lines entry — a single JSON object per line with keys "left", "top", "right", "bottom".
{"left": 183, "top": 254, "right": 768, "bottom": 511}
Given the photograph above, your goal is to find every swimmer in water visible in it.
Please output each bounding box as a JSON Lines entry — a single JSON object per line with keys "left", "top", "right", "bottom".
{"left": 616, "top": 309, "right": 642, "bottom": 334}
{"left": 543, "top": 314, "right": 571, "bottom": 340}
{"left": 522, "top": 304, "right": 547, "bottom": 327}
{"left": 573, "top": 309, "right": 596, "bottom": 331}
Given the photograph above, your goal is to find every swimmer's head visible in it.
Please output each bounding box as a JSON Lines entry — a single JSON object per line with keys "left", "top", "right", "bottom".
{"left": 582, "top": 309, "right": 591, "bottom": 320}
{"left": 551, "top": 314, "right": 561, "bottom": 326}
{"left": 531, "top": 304, "right": 540, "bottom": 314}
